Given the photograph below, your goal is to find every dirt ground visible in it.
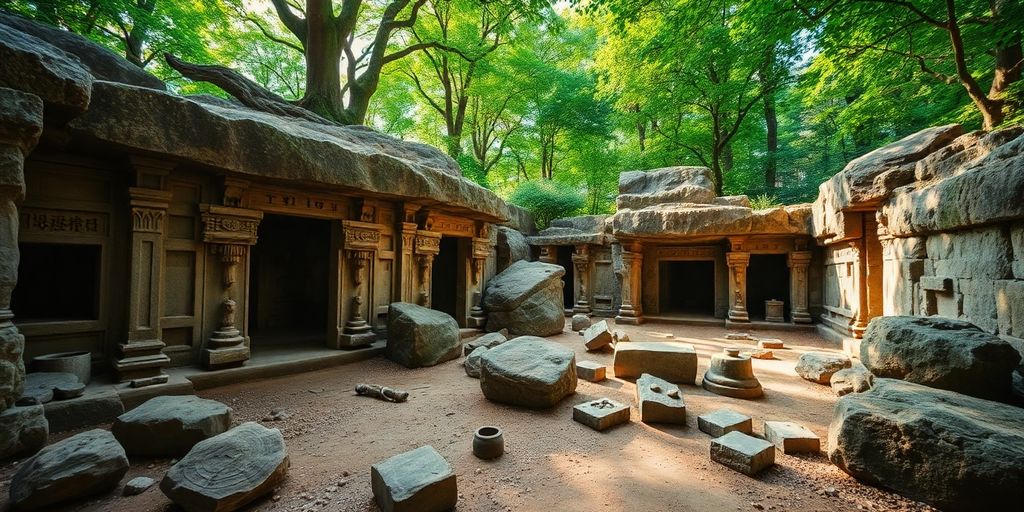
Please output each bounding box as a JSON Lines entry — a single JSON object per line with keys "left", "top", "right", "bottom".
{"left": 0, "top": 320, "right": 935, "bottom": 512}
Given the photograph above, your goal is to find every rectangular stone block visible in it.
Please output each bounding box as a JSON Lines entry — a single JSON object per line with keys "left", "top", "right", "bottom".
{"left": 612, "top": 342, "right": 697, "bottom": 383}
{"left": 710, "top": 431, "right": 775, "bottom": 476}
{"left": 576, "top": 361, "right": 607, "bottom": 382}
{"left": 573, "top": 398, "right": 630, "bottom": 431}
{"left": 697, "top": 409, "right": 752, "bottom": 437}
{"left": 920, "top": 276, "right": 952, "bottom": 292}
{"left": 583, "top": 320, "right": 613, "bottom": 351}
{"left": 757, "top": 339, "right": 784, "bottom": 349}
{"left": 371, "top": 445, "right": 457, "bottom": 512}
{"left": 636, "top": 374, "right": 685, "bottom": 424}
{"left": 763, "top": 421, "right": 820, "bottom": 454}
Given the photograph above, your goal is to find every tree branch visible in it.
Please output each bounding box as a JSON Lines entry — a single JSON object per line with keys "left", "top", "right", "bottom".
{"left": 270, "top": 0, "right": 308, "bottom": 44}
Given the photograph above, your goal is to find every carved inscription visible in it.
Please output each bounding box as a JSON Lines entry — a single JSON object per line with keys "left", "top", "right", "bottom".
{"left": 21, "top": 209, "right": 107, "bottom": 235}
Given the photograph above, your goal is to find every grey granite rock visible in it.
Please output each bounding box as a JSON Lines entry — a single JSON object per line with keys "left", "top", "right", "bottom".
{"left": 371, "top": 445, "right": 457, "bottom": 512}
{"left": 113, "top": 395, "right": 233, "bottom": 457}
{"left": 795, "top": 352, "right": 851, "bottom": 384}
{"left": 0, "top": 404, "right": 47, "bottom": 460}
{"left": 479, "top": 337, "right": 576, "bottom": 408}
{"left": 386, "top": 303, "right": 461, "bottom": 369}
{"left": 482, "top": 261, "right": 565, "bottom": 337}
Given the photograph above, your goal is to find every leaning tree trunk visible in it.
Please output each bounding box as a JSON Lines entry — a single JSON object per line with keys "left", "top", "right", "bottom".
{"left": 298, "top": 1, "right": 348, "bottom": 124}
{"left": 165, "top": 54, "right": 337, "bottom": 125}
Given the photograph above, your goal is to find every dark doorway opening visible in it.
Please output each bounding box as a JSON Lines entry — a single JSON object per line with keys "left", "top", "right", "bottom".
{"left": 14, "top": 243, "right": 101, "bottom": 322}
{"left": 248, "top": 214, "right": 330, "bottom": 347}
{"left": 556, "top": 246, "right": 575, "bottom": 310}
{"left": 746, "top": 254, "right": 790, "bottom": 321}
{"left": 431, "top": 236, "right": 459, "bottom": 320}
{"left": 659, "top": 260, "right": 715, "bottom": 315}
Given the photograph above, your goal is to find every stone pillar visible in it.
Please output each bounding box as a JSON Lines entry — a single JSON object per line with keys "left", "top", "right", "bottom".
{"left": 850, "top": 238, "right": 870, "bottom": 338}
{"left": 788, "top": 250, "right": 813, "bottom": 324}
{"left": 726, "top": 251, "right": 751, "bottom": 323}
{"left": 615, "top": 242, "right": 643, "bottom": 325}
{"left": 0, "top": 89, "right": 42, "bottom": 414}
{"left": 467, "top": 232, "right": 491, "bottom": 329}
{"left": 116, "top": 171, "right": 173, "bottom": 387}
{"left": 396, "top": 204, "right": 421, "bottom": 303}
{"left": 538, "top": 245, "right": 556, "bottom": 264}
{"left": 414, "top": 231, "right": 441, "bottom": 307}
{"left": 338, "top": 220, "right": 381, "bottom": 348}
{"left": 200, "top": 205, "right": 262, "bottom": 368}
{"left": 572, "top": 244, "right": 592, "bottom": 315}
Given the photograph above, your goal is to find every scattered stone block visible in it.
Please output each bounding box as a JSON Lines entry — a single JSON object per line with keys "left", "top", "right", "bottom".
{"left": 573, "top": 398, "right": 630, "bottom": 431}
{"left": 613, "top": 329, "right": 629, "bottom": 343}
{"left": 764, "top": 421, "right": 820, "bottom": 454}
{"left": 583, "top": 320, "right": 613, "bottom": 351}
{"left": 464, "top": 346, "right": 488, "bottom": 378}
{"left": 830, "top": 361, "right": 874, "bottom": 396}
{"left": 463, "top": 331, "right": 506, "bottom": 356}
{"left": 725, "top": 332, "right": 756, "bottom": 341}
{"left": 744, "top": 349, "right": 774, "bottom": 360}
{"left": 0, "top": 404, "right": 48, "bottom": 460}
{"left": 576, "top": 361, "right": 606, "bottom": 382}
{"left": 44, "top": 388, "right": 123, "bottom": 433}
{"left": 613, "top": 342, "right": 697, "bottom": 383}
{"left": 123, "top": 476, "right": 156, "bottom": 496}
{"left": 479, "top": 336, "right": 577, "bottom": 408}
{"left": 758, "top": 339, "right": 784, "bottom": 349}
{"left": 20, "top": 372, "right": 79, "bottom": 404}
{"left": 371, "top": 445, "right": 457, "bottom": 512}
{"left": 795, "top": 352, "right": 852, "bottom": 384}
{"left": 113, "top": 395, "right": 233, "bottom": 457}
{"left": 161, "top": 422, "right": 289, "bottom": 512}
{"left": 571, "top": 314, "right": 591, "bottom": 332}
{"left": 387, "top": 302, "right": 462, "bottom": 368}
{"left": 830, "top": 379, "right": 1024, "bottom": 510}
{"left": 636, "top": 373, "right": 685, "bottom": 424}
{"left": 710, "top": 431, "right": 775, "bottom": 476}
{"left": 698, "top": 409, "right": 753, "bottom": 437}
{"left": 861, "top": 316, "right": 1021, "bottom": 400}
{"left": 10, "top": 429, "right": 129, "bottom": 510}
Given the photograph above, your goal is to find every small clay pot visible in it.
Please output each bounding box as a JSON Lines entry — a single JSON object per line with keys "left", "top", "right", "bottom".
{"left": 472, "top": 426, "right": 504, "bottom": 460}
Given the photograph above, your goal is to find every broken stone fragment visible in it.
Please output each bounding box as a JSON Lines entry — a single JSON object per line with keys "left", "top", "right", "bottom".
{"left": 636, "top": 374, "right": 686, "bottom": 425}
{"left": 763, "top": 421, "right": 820, "bottom": 454}
{"left": 583, "top": 320, "right": 614, "bottom": 351}
{"left": 464, "top": 346, "right": 488, "bottom": 379}
{"left": 479, "top": 337, "right": 577, "bottom": 408}
{"left": 710, "top": 431, "right": 774, "bottom": 476}
{"left": 575, "top": 360, "right": 606, "bottom": 382}
{"left": 613, "top": 342, "right": 697, "bottom": 383}
{"left": 794, "top": 352, "right": 851, "bottom": 384}
{"left": 570, "top": 314, "right": 591, "bottom": 332}
{"left": 10, "top": 429, "right": 129, "bottom": 510}
{"left": 113, "top": 395, "right": 233, "bottom": 457}
{"left": 698, "top": 409, "right": 753, "bottom": 437}
{"left": 830, "top": 361, "right": 874, "bottom": 396}
{"left": 123, "top": 476, "right": 156, "bottom": 496}
{"left": 573, "top": 398, "right": 630, "bottom": 431}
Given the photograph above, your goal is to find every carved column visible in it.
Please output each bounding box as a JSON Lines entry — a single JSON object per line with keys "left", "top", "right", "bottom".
{"left": 788, "top": 250, "right": 813, "bottom": 324}
{"left": 396, "top": 204, "right": 421, "bottom": 303}
{"left": 726, "top": 251, "right": 751, "bottom": 323}
{"left": 200, "top": 205, "right": 262, "bottom": 368}
{"left": 615, "top": 242, "right": 643, "bottom": 325}
{"left": 572, "top": 244, "right": 592, "bottom": 315}
{"left": 850, "top": 238, "right": 869, "bottom": 338}
{"left": 538, "top": 245, "right": 556, "bottom": 264}
{"left": 338, "top": 220, "right": 381, "bottom": 348}
{"left": 467, "top": 234, "right": 491, "bottom": 329}
{"left": 116, "top": 182, "right": 173, "bottom": 386}
{"left": 414, "top": 231, "right": 441, "bottom": 307}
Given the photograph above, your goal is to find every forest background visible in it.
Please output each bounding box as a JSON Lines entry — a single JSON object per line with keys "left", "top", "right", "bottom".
{"left": 5, "top": 0, "right": 1021, "bottom": 227}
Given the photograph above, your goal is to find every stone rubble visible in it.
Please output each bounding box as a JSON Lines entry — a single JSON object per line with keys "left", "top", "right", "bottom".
{"left": 575, "top": 360, "right": 607, "bottom": 382}
{"left": 698, "top": 409, "right": 753, "bottom": 437}
{"left": 464, "top": 346, "right": 488, "bottom": 379}
{"left": 370, "top": 445, "right": 457, "bottom": 512}
{"left": 112, "top": 395, "right": 233, "bottom": 457}
{"left": 570, "top": 314, "right": 591, "bottom": 332}
{"left": 710, "top": 431, "right": 775, "bottom": 476}
{"left": 636, "top": 373, "right": 686, "bottom": 424}
{"left": 763, "top": 421, "right": 820, "bottom": 454}
{"left": 794, "top": 352, "right": 852, "bottom": 384}
{"left": 123, "top": 476, "right": 156, "bottom": 496}
{"left": 830, "top": 361, "right": 874, "bottom": 396}
{"left": 582, "top": 320, "right": 614, "bottom": 351}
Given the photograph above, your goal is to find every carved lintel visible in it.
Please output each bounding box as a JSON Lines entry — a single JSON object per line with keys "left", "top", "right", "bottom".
{"left": 342, "top": 219, "right": 382, "bottom": 252}
{"left": 414, "top": 230, "right": 441, "bottom": 256}
{"left": 200, "top": 204, "right": 262, "bottom": 245}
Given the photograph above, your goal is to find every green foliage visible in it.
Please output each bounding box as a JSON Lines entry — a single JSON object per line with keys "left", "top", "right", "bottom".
{"left": 508, "top": 180, "right": 585, "bottom": 229}
{"left": 749, "top": 194, "right": 781, "bottom": 210}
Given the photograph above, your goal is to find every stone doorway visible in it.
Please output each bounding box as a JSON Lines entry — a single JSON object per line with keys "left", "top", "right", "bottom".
{"left": 556, "top": 246, "right": 575, "bottom": 310}
{"left": 658, "top": 260, "right": 715, "bottom": 316}
{"left": 746, "top": 254, "right": 790, "bottom": 321}
{"left": 13, "top": 242, "right": 101, "bottom": 322}
{"left": 431, "top": 236, "right": 460, "bottom": 320}
{"left": 248, "top": 214, "right": 331, "bottom": 348}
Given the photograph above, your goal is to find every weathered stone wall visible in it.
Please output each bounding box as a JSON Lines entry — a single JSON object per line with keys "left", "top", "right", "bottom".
{"left": 815, "top": 124, "right": 1024, "bottom": 359}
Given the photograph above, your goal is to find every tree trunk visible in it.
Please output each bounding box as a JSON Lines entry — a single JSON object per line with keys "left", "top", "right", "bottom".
{"left": 298, "top": 0, "right": 347, "bottom": 123}
{"left": 710, "top": 146, "right": 724, "bottom": 196}
{"left": 764, "top": 91, "right": 778, "bottom": 191}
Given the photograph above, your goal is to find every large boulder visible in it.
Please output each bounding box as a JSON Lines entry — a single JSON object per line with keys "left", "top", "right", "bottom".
{"left": 496, "top": 226, "right": 530, "bottom": 272}
{"left": 861, "top": 316, "right": 1021, "bottom": 400}
{"left": 386, "top": 303, "right": 461, "bottom": 368}
{"left": 112, "top": 395, "right": 233, "bottom": 457}
{"left": 481, "top": 260, "right": 565, "bottom": 336}
{"left": 479, "top": 336, "right": 577, "bottom": 408}
{"left": 0, "top": 404, "right": 47, "bottom": 460}
{"left": 0, "top": 13, "right": 165, "bottom": 90}
{"left": 0, "top": 18, "right": 92, "bottom": 118}
{"left": 371, "top": 445, "right": 457, "bottom": 512}
{"left": 828, "top": 378, "right": 1024, "bottom": 511}
{"left": 617, "top": 167, "right": 717, "bottom": 209}
{"left": 161, "top": 422, "right": 289, "bottom": 512}
{"left": 9, "top": 429, "right": 129, "bottom": 510}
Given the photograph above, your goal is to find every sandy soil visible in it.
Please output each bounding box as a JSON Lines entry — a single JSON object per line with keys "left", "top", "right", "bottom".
{"left": 0, "top": 320, "right": 935, "bottom": 512}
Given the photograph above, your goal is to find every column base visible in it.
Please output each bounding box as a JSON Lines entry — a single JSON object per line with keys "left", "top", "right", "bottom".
{"left": 572, "top": 303, "right": 592, "bottom": 315}
{"left": 338, "top": 332, "right": 377, "bottom": 349}
{"left": 204, "top": 344, "right": 250, "bottom": 369}
{"left": 467, "top": 316, "right": 486, "bottom": 329}
{"left": 615, "top": 306, "right": 643, "bottom": 325}
{"left": 791, "top": 311, "right": 812, "bottom": 324}
{"left": 728, "top": 310, "right": 750, "bottom": 323}
{"left": 114, "top": 340, "right": 170, "bottom": 386}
